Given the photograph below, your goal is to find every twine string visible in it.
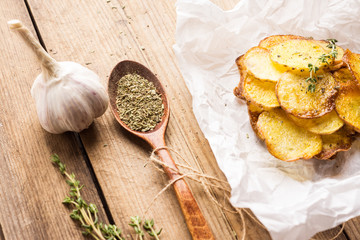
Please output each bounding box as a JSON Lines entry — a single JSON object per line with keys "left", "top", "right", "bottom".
{"left": 146, "top": 147, "right": 236, "bottom": 214}
{"left": 143, "top": 146, "right": 345, "bottom": 240}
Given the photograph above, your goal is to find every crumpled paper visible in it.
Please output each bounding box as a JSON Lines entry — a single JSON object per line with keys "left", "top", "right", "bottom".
{"left": 173, "top": 0, "right": 360, "bottom": 239}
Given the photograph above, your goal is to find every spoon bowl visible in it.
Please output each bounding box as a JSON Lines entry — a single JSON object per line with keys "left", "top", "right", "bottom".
{"left": 108, "top": 60, "right": 214, "bottom": 239}
{"left": 108, "top": 60, "right": 169, "bottom": 142}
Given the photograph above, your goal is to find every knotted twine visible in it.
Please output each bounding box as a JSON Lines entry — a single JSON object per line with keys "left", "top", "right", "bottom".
{"left": 143, "top": 147, "right": 345, "bottom": 240}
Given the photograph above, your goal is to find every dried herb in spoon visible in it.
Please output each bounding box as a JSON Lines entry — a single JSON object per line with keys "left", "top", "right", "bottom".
{"left": 115, "top": 73, "right": 164, "bottom": 132}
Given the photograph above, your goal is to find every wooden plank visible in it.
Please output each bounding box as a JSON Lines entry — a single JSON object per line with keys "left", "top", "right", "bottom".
{"left": 0, "top": 224, "right": 5, "bottom": 240}
{"left": 24, "top": 0, "right": 245, "bottom": 238}
{"left": 24, "top": 0, "right": 358, "bottom": 240}
{"left": 0, "top": 1, "right": 108, "bottom": 239}
{"left": 312, "top": 225, "right": 347, "bottom": 240}
{"left": 345, "top": 219, "right": 360, "bottom": 240}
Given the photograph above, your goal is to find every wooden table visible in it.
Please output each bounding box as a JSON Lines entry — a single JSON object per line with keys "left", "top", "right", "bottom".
{"left": 1, "top": 0, "right": 359, "bottom": 239}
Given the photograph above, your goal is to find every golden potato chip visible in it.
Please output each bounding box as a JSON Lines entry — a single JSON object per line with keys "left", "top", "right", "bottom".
{"left": 234, "top": 55, "right": 246, "bottom": 100}
{"left": 243, "top": 47, "right": 283, "bottom": 82}
{"left": 257, "top": 109, "right": 322, "bottom": 161}
{"left": 331, "top": 62, "right": 346, "bottom": 71}
{"left": 247, "top": 100, "right": 264, "bottom": 113}
{"left": 247, "top": 102, "right": 264, "bottom": 140}
{"left": 333, "top": 67, "right": 356, "bottom": 90}
{"left": 343, "top": 123, "right": 358, "bottom": 136}
{"left": 243, "top": 74, "right": 279, "bottom": 109}
{"left": 334, "top": 46, "right": 345, "bottom": 65}
{"left": 343, "top": 49, "right": 360, "bottom": 86}
{"left": 269, "top": 39, "right": 331, "bottom": 72}
{"left": 233, "top": 35, "right": 356, "bottom": 161}
{"left": 315, "top": 128, "right": 353, "bottom": 160}
{"left": 262, "top": 37, "right": 342, "bottom": 69}
{"left": 335, "top": 80, "right": 360, "bottom": 132}
{"left": 316, "top": 40, "right": 345, "bottom": 70}
{"left": 288, "top": 110, "right": 343, "bottom": 135}
{"left": 259, "top": 35, "right": 306, "bottom": 49}
{"left": 276, "top": 72, "right": 337, "bottom": 118}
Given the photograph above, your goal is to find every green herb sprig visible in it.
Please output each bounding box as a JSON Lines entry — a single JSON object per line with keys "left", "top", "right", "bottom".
{"left": 318, "top": 39, "right": 338, "bottom": 64}
{"left": 306, "top": 39, "right": 338, "bottom": 93}
{"left": 128, "top": 216, "right": 162, "bottom": 240}
{"left": 306, "top": 63, "right": 319, "bottom": 93}
{"left": 51, "top": 154, "right": 162, "bottom": 240}
{"left": 326, "top": 39, "right": 338, "bottom": 59}
{"left": 143, "top": 219, "right": 162, "bottom": 240}
{"left": 129, "top": 216, "right": 145, "bottom": 239}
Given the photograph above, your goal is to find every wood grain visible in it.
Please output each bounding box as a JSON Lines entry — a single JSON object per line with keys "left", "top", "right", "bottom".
{"left": 312, "top": 225, "right": 347, "bottom": 240}
{"left": 0, "top": 0, "right": 358, "bottom": 239}
{"left": 24, "top": 0, "right": 358, "bottom": 239}
{"left": 345, "top": 219, "right": 360, "bottom": 240}
{"left": 25, "top": 0, "right": 240, "bottom": 238}
{"left": 108, "top": 60, "right": 214, "bottom": 239}
{"left": 0, "top": 1, "right": 108, "bottom": 239}
{"left": 0, "top": 224, "right": 5, "bottom": 240}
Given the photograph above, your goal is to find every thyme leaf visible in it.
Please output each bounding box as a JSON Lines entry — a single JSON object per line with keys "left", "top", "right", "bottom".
{"left": 51, "top": 154, "right": 162, "bottom": 240}
{"left": 129, "top": 216, "right": 145, "bottom": 240}
{"left": 306, "top": 39, "right": 338, "bottom": 93}
{"left": 143, "top": 219, "right": 162, "bottom": 240}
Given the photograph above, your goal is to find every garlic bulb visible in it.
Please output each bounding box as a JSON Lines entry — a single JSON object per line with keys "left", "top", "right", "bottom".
{"left": 8, "top": 19, "right": 109, "bottom": 134}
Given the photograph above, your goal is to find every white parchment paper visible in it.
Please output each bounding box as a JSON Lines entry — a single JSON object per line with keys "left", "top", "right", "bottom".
{"left": 173, "top": 0, "right": 360, "bottom": 239}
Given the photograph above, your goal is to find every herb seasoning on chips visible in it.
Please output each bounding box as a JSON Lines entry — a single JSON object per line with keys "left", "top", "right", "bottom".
{"left": 116, "top": 73, "right": 164, "bottom": 132}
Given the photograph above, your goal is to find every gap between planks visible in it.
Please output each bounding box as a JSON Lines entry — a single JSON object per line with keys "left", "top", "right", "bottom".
{"left": 22, "top": 0, "right": 115, "bottom": 227}
{"left": 0, "top": 223, "right": 5, "bottom": 240}
{"left": 74, "top": 133, "right": 116, "bottom": 225}
{"left": 21, "top": 0, "right": 357, "bottom": 238}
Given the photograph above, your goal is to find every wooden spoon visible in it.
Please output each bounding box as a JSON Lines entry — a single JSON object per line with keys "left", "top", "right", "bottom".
{"left": 108, "top": 60, "right": 214, "bottom": 239}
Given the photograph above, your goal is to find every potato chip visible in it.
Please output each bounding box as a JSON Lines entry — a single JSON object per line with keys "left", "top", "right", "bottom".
{"left": 261, "top": 37, "right": 343, "bottom": 69}
{"left": 335, "top": 80, "right": 360, "bottom": 132}
{"left": 316, "top": 40, "right": 345, "bottom": 70}
{"left": 243, "top": 74, "right": 279, "bottom": 109}
{"left": 343, "top": 49, "right": 360, "bottom": 86}
{"left": 288, "top": 110, "right": 343, "bottom": 135}
{"left": 276, "top": 72, "right": 337, "bottom": 118}
{"left": 257, "top": 109, "right": 322, "bottom": 161}
{"left": 315, "top": 128, "right": 353, "bottom": 160}
{"left": 259, "top": 35, "right": 306, "bottom": 49}
{"left": 333, "top": 67, "right": 356, "bottom": 90}
{"left": 247, "top": 102, "right": 264, "bottom": 140}
{"left": 233, "top": 35, "right": 356, "bottom": 161}
{"left": 269, "top": 39, "right": 331, "bottom": 72}
{"left": 243, "top": 47, "right": 283, "bottom": 82}
{"left": 233, "top": 55, "right": 246, "bottom": 100}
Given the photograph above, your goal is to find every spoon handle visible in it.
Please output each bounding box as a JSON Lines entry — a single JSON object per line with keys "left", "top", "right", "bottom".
{"left": 150, "top": 138, "right": 215, "bottom": 239}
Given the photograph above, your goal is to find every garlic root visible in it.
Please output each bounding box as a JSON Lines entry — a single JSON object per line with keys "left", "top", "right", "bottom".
{"left": 8, "top": 19, "right": 58, "bottom": 77}
{"left": 9, "top": 19, "right": 109, "bottom": 134}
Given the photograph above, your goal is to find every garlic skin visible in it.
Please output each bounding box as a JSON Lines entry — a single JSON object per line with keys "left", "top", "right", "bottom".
{"left": 9, "top": 19, "right": 109, "bottom": 134}
{"left": 31, "top": 62, "right": 109, "bottom": 133}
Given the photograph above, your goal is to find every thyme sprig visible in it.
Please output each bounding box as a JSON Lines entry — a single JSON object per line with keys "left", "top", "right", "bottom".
{"left": 52, "top": 154, "right": 123, "bottom": 240}
{"left": 306, "top": 63, "right": 319, "bottom": 93}
{"left": 143, "top": 219, "right": 162, "bottom": 240}
{"left": 129, "top": 216, "right": 145, "bottom": 240}
{"left": 128, "top": 216, "right": 162, "bottom": 240}
{"left": 306, "top": 39, "right": 338, "bottom": 93}
{"left": 327, "top": 39, "right": 338, "bottom": 59}
{"left": 318, "top": 39, "right": 338, "bottom": 64}
{"left": 51, "top": 154, "right": 162, "bottom": 240}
